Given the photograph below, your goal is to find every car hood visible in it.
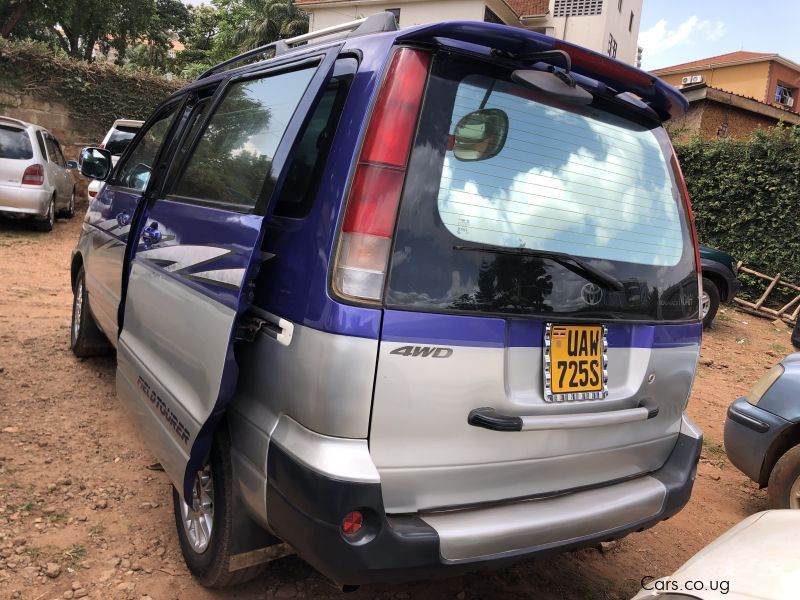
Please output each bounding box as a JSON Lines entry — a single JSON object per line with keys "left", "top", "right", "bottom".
{"left": 633, "top": 510, "right": 800, "bottom": 600}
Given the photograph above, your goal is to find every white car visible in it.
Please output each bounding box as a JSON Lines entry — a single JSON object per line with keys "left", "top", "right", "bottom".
{"left": 0, "top": 116, "right": 77, "bottom": 231}
{"left": 633, "top": 510, "right": 800, "bottom": 600}
{"left": 87, "top": 119, "right": 143, "bottom": 201}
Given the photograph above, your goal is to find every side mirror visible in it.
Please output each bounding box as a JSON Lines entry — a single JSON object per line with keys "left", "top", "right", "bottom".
{"left": 79, "top": 147, "right": 112, "bottom": 181}
{"left": 65, "top": 160, "right": 78, "bottom": 170}
{"left": 452, "top": 108, "right": 509, "bottom": 162}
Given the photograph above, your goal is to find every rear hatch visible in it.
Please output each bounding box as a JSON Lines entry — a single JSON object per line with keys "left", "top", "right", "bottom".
{"left": 366, "top": 49, "right": 702, "bottom": 513}
{"left": 0, "top": 123, "right": 34, "bottom": 188}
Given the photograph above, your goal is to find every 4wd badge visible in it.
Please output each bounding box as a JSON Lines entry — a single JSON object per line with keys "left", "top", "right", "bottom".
{"left": 390, "top": 345, "right": 453, "bottom": 358}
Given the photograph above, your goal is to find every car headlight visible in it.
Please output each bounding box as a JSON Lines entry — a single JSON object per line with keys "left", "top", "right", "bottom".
{"left": 745, "top": 364, "right": 784, "bottom": 405}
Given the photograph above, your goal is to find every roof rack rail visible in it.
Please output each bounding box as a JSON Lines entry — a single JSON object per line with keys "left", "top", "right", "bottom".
{"left": 197, "top": 12, "right": 398, "bottom": 80}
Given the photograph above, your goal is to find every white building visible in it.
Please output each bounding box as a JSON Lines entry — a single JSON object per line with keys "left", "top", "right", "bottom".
{"left": 295, "top": 0, "right": 643, "bottom": 65}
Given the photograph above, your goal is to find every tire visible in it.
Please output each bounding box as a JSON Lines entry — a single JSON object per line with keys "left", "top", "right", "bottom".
{"left": 70, "top": 266, "right": 111, "bottom": 357}
{"left": 33, "top": 195, "right": 55, "bottom": 232}
{"left": 173, "top": 427, "right": 268, "bottom": 587}
{"left": 767, "top": 444, "right": 800, "bottom": 509}
{"left": 701, "top": 277, "right": 720, "bottom": 329}
{"left": 59, "top": 187, "right": 76, "bottom": 219}
{"left": 792, "top": 320, "right": 800, "bottom": 350}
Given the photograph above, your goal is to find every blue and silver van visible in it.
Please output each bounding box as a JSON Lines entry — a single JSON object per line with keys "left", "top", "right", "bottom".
{"left": 71, "top": 14, "right": 704, "bottom": 587}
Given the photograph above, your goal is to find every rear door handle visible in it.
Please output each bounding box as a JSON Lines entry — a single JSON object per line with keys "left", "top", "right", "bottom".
{"left": 468, "top": 405, "right": 658, "bottom": 432}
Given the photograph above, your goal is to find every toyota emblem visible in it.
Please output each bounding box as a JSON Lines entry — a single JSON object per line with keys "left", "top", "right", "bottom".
{"left": 581, "top": 283, "right": 603, "bottom": 306}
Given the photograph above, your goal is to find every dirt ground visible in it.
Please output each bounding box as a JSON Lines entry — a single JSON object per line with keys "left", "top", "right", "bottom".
{"left": 0, "top": 207, "right": 793, "bottom": 600}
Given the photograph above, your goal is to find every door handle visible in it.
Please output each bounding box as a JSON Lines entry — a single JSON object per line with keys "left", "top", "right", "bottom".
{"left": 116, "top": 211, "right": 131, "bottom": 227}
{"left": 468, "top": 405, "right": 659, "bottom": 432}
{"left": 142, "top": 223, "right": 162, "bottom": 246}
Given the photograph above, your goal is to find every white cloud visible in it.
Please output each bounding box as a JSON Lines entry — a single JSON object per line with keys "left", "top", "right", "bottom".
{"left": 638, "top": 16, "right": 726, "bottom": 60}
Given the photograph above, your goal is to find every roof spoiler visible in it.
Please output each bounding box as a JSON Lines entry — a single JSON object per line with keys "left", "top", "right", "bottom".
{"left": 396, "top": 21, "right": 687, "bottom": 121}
{"left": 197, "top": 12, "right": 398, "bottom": 80}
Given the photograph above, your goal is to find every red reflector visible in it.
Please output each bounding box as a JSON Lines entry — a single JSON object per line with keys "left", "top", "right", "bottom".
{"left": 98, "top": 143, "right": 105, "bottom": 149}
{"left": 360, "top": 47, "right": 431, "bottom": 167}
{"left": 342, "top": 165, "right": 405, "bottom": 237}
{"left": 341, "top": 511, "right": 363, "bottom": 536}
{"left": 21, "top": 164, "right": 44, "bottom": 185}
{"left": 89, "top": 190, "right": 97, "bottom": 198}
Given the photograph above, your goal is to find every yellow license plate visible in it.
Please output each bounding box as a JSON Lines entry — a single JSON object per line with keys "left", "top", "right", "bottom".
{"left": 545, "top": 324, "right": 607, "bottom": 401}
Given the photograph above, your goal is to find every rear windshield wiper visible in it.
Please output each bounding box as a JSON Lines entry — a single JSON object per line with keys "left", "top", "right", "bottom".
{"left": 454, "top": 245, "right": 624, "bottom": 291}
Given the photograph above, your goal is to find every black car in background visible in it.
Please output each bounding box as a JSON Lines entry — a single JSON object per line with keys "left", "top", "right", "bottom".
{"left": 699, "top": 245, "right": 741, "bottom": 328}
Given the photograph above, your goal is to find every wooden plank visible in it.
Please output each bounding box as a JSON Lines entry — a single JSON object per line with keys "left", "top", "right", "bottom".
{"left": 792, "top": 303, "right": 800, "bottom": 321}
{"left": 777, "top": 293, "right": 800, "bottom": 317}
{"left": 738, "top": 265, "right": 800, "bottom": 292}
{"left": 754, "top": 273, "right": 781, "bottom": 309}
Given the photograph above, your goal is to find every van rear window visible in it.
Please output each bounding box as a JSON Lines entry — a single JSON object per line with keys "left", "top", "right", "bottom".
{"left": 385, "top": 53, "right": 699, "bottom": 322}
{"left": 105, "top": 126, "right": 140, "bottom": 156}
{"left": 439, "top": 75, "right": 683, "bottom": 267}
{"left": 0, "top": 125, "right": 33, "bottom": 160}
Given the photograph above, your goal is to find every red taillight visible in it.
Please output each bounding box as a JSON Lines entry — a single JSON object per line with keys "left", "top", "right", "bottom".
{"left": 341, "top": 511, "right": 363, "bottom": 536}
{"left": 89, "top": 190, "right": 98, "bottom": 198}
{"left": 342, "top": 166, "right": 405, "bottom": 237}
{"left": 334, "top": 47, "right": 431, "bottom": 301}
{"left": 21, "top": 164, "right": 44, "bottom": 186}
{"left": 670, "top": 154, "right": 701, "bottom": 273}
{"left": 98, "top": 143, "right": 105, "bottom": 149}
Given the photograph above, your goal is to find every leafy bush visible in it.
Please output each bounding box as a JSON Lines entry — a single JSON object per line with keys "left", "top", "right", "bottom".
{"left": 675, "top": 126, "right": 800, "bottom": 301}
{"left": 0, "top": 38, "right": 185, "bottom": 139}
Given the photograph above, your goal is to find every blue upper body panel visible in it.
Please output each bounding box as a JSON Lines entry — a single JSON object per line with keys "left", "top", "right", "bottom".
{"left": 162, "top": 21, "right": 692, "bottom": 345}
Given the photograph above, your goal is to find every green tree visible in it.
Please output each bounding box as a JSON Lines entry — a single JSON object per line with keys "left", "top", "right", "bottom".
{"left": 6, "top": 0, "right": 187, "bottom": 63}
{"left": 214, "top": 0, "right": 308, "bottom": 53}
{"left": 0, "top": 0, "right": 34, "bottom": 37}
{"left": 182, "top": 4, "right": 219, "bottom": 51}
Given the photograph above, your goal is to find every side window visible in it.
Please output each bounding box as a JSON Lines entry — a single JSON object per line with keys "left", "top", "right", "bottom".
{"left": 273, "top": 69, "right": 353, "bottom": 218}
{"left": 115, "top": 105, "right": 179, "bottom": 192}
{"left": 35, "top": 131, "right": 47, "bottom": 159}
{"left": 44, "top": 135, "right": 61, "bottom": 166}
{"left": 170, "top": 66, "right": 316, "bottom": 210}
{"left": 53, "top": 140, "right": 67, "bottom": 166}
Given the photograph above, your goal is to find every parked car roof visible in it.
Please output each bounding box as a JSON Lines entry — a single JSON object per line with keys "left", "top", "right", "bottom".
{"left": 111, "top": 119, "right": 145, "bottom": 128}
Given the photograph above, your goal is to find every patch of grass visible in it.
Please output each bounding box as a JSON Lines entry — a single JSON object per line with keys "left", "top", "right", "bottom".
{"left": 7, "top": 500, "right": 35, "bottom": 513}
{"left": 717, "top": 313, "right": 733, "bottom": 322}
{"left": 89, "top": 524, "right": 105, "bottom": 537}
{"left": 703, "top": 438, "right": 726, "bottom": 457}
{"left": 769, "top": 342, "right": 787, "bottom": 353}
{"left": 63, "top": 544, "right": 87, "bottom": 570}
{"left": 25, "top": 546, "right": 41, "bottom": 559}
{"left": 46, "top": 512, "right": 65, "bottom": 524}
{"left": 703, "top": 438, "right": 727, "bottom": 467}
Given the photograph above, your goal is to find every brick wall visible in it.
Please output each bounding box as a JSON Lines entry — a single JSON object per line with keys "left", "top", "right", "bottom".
{"left": 668, "top": 99, "right": 782, "bottom": 143}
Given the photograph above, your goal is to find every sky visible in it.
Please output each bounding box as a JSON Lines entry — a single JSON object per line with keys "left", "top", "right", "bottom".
{"left": 638, "top": 0, "right": 800, "bottom": 70}
{"left": 180, "top": 0, "right": 800, "bottom": 70}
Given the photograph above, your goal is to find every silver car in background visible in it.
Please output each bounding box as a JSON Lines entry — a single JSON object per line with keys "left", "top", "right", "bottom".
{"left": 0, "top": 116, "right": 77, "bottom": 231}
{"left": 87, "top": 119, "right": 143, "bottom": 202}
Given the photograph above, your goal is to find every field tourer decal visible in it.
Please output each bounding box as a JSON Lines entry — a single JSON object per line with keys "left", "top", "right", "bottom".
{"left": 137, "top": 375, "right": 192, "bottom": 445}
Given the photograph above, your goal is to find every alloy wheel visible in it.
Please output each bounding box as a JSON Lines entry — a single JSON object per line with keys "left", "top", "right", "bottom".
{"left": 700, "top": 290, "right": 711, "bottom": 318}
{"left": 180, "top": 464, "right": 214, "bottom": 553}
{"left": 72, "top": 279, "right": 83, "bottom": 343}
{"left": 790, "top": 474, "right": 800, "bottom": 510}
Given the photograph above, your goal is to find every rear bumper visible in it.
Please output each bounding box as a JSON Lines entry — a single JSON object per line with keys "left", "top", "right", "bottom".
{"left": 266, "top": 416, "right": 702, "bottom": 585}
{"left": 0, "top": 185, "right": 50, "bottom": 216}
